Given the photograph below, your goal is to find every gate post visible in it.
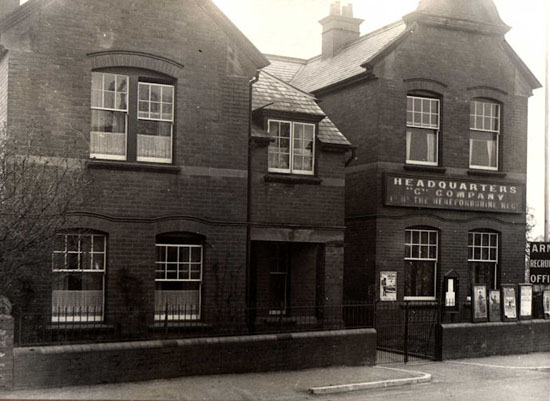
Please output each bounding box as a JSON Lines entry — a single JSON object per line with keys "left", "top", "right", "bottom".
{"left": 0, "top": 296, "right": 14, "bottom": 389}
{"left": 403, "top": 301, "right": 409, "bottom": 364}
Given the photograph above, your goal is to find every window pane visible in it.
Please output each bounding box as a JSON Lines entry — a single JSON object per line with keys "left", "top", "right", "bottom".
{"left": 162, "top": 86, "right": 174, "bottom": 103}
{"left": 90, "top": 110, "right": 126, "bottom": 157}
{"left": 93, "top": 236, "right": 105, "bottom": 252}
{"left": 405, "top": 260, "right": 435, "bottom": 297}
{"left": 191, "top": 247, "right": 201, "bottom": 263}
{"left": 157, "top": 246, "right": 166, "bottom": 263}
{"left": 179, "top": 247, "right": 190, "bottom": 263}
{"left": 407, "top": 128, "right": 436, "bottom": 163}
{"left": 139, "top": 84, "right": 150, "bottom": 101}
{"left": 67, "top": 235, "right": 79, "bottom": 252}
{"left": 103, "top": 74, "right": 116, "bottom": 91}
{"left": 167, "top": 247, "right": 178, "bottom": 262}
{"left": 137, "top": 120, "right": 172, "bottom": 161}
{"left": 67, "top": 253, "right": 79, "bottom": 270}
{"left": 470, "top": 131, "right": 497, "bottom": 168}
{"left": 151, "top": 85, "right": 161, "bottom": 101}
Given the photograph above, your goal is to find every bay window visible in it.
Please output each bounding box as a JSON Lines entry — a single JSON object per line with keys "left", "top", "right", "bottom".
{"left": 470, "top": 100, "right": 500, "bottom": 170}
{"left": 268, "top": 120, "right": 315, "bottom": 175}
{"left": 406, "top": 96, "right": 439, "bottom": 165}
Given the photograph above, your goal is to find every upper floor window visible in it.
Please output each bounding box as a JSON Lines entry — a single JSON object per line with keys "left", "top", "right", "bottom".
{"left": 406, "top": 96, "right": 439, "bottom": 166}
{"left": 470, "top": 100, "right": 500, "bottom": 170}
{"left": 52, "top": 232, "right": 106, "bottom": 322}
{"left": 404, "top": 228, "right": 438, "bottom": 300}
{"left": 90, "top": 71, "right": 174, "bottom": 164}
{"left": 268, "top": 120, "right": 315, "bottom": 175}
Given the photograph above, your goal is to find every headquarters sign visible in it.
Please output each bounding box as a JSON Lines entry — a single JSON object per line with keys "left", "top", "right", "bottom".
{"left": 385, "top": 175, "right": 524, "bottom": 213}
{"left": 529, "top": 242, "right": 550, "bottom": 285}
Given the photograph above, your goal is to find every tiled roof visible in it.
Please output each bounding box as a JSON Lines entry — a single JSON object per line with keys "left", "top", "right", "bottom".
{"left": 282, "top": 21, "right": 408, "bottom": 93}
{"left": 253, "top": 70, "right": 325, "bottom": 116}
{"left": 318, "top": 116, "right": 350, "bottom": 146}
{"left": 253, "top": 71, "right": 350, "bottom": 146}
{"left": 263, "top": 55, "right": 306, "bottom": 83}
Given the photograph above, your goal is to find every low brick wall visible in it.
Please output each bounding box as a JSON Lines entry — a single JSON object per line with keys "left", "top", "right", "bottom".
{"left": 438, "top": 320, "right": 550, "bottom": 360}
{"left": 14, "top": 328, "right": 376, "bottom": 389}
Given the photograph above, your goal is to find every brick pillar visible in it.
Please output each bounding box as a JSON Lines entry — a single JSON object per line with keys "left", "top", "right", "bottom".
{"left": 0, "top": 315, "right": 14, "bottom": 389}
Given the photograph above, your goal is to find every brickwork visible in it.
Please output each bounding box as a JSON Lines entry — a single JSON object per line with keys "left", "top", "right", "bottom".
{"left": 316, "top": 18, "right": 530, "bottom": 319}
{"left": 0, "top": 0, "right": 348, "bottom": 344}
{"left": 438, "top": 320, "right": 550, "bottom": 360}
{"left": 13, "top": 329, "right": 376, "bottom": 389}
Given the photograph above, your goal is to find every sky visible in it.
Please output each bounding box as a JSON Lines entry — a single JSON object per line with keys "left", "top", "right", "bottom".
{"left": 212, "top": 0, "right": 549, "bottom": 238}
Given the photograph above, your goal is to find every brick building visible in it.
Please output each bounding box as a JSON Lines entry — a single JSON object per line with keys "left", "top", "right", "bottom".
{"left": 265, "top": 0, "right": 541, "bottom": 322}
{"left": 0, "top": 0, "right": 349, "bottom": 336}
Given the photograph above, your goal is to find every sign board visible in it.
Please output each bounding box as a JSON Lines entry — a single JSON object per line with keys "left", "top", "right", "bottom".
{"left": 380, "top": 271, "right": 397, "bottom": 301}
{"left": 528, "top": 242, "right": 550, "bottom": 284}
{"left": 385, "top": 175, "right": 524, "bottom": 214}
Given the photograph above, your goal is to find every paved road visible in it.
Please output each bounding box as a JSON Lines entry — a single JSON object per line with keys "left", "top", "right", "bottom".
{"left": 1, "top": 353, "right": 549, "bottom": 400}
{"left": 342, "top": 356, "right": 550, "bottom": 401}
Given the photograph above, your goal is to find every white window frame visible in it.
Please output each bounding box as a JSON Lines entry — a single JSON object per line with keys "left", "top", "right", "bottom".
{"left": 154, "top": 243, "right": 202, "bottom": 321}
{"left": 406, "top": 96, "right": 440, "bottom": 166}
{"left": 404, "top": 229, "right": 438, "bottom": 301}
{"left": 468, "top": 231, "right": 499, "bottom": 289}
{"left": 90, "top": 72, "right": 129, "bottom": 161}
{"left": 267, "top": 119, "right": 315, "bottom": 175}
{"left": 469, "top": 100, "right": 500, "bottom": 171}
{"left": 51, "top": 233, "right": 106, "bottom": 322}
{"left": 137, "top": 82, "right": 174, "bottom": 164}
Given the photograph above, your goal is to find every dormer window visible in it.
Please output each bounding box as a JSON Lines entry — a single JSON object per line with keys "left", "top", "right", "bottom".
{"left": 406, "top": 96, "right": 439, "bottom": 166}
{"left": 267, "top": 119, "right": 315, "bottom": 175}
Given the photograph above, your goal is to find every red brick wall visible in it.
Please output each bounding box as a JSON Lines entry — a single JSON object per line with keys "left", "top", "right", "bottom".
{"left": 316, "top": 22, "right": 529, "bottom": 315}
{"left": 14, "top": 329, "right": 376, "bottom": 389}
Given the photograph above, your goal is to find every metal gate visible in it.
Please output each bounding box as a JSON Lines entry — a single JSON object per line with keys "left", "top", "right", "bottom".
{"left": 375, "top": 301, "right": 440, "bottom": 364}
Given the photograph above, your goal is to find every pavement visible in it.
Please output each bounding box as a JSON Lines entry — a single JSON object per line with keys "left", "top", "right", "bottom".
{"left": 0, "top": 352, "right": 549, "bottom": 400}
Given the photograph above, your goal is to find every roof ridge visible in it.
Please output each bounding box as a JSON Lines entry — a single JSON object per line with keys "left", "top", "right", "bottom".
{"left": 302, "top": 19, "right": 406, "bottom": 64}
{"left": 264, "top": 53, "right": 307, "bottom": 64}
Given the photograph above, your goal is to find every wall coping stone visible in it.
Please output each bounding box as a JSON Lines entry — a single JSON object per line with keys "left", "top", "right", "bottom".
{"left": 15, "top": 328, "right": 376, "bottom": 356}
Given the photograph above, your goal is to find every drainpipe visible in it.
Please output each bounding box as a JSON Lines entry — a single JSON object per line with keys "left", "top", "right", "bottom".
{"left": 345, "top": 147, "right": 357, "bottom": 167}
{"left": 246, "top": 70, "right": 260, "bottom": 333}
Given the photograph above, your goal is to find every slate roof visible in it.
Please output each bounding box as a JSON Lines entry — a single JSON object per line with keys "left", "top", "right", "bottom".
{"left": 253, "top": 71, "right": 350, "bottom": 146}
{"left": 265, "top": 21, "right": 408, "bottom": 93}
{"left": 263, "top": 55, "right": 306, "bottom": 83}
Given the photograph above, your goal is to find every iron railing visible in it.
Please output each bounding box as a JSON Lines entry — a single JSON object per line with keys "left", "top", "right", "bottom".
{"left": 15, "top": 302, "right": 375, "bottom": 347}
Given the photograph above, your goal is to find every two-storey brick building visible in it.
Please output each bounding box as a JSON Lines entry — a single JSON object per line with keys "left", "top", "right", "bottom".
{"left": 0, "top": 0, "right": 349, "bottom": 337}
{"left": 265, "top": 0, "right": 541, "bottom": 323}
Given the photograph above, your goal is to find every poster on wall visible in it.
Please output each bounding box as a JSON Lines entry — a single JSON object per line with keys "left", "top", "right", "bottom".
{"left": 501, "top": 285, "right": 517, "bottom": 321}
{"left": 380, "top": 271, "right": 397, "bottom": 301}
{"left": 543, "top": 290, "right": 550, "bottom": 319}
{"left": 472, "top": 285, "right": 488, "bottom": 322}
{"left": 519, "top": 284, "right": 533, "bottom": 320}
{"left": 488, "top": 290, "right": 501, "bottom": 322}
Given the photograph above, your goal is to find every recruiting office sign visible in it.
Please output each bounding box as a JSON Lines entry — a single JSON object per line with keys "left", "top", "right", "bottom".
{"left": 529, "top": 242, "right": 550, "bottom": 284}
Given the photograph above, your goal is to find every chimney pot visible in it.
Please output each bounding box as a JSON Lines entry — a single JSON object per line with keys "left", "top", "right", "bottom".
{"left": 330, "top": 1, "right": 341, "bottom": 16}
{"left": 342, "top": 4, "right": 353, "bottom": 18}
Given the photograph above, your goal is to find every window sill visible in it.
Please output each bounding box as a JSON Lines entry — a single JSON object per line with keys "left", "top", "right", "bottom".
{"left": 467, "top": 169, "right": 506, "bottom": 178}
{"left": 264, "top": 173, "right": 322, "bottom": 185}
{"left": 403, "top": 164, "right": 446, "bottom": 173}
{"left": 47, "top": 323, "right": 113, "bottom": 330}
{"left": 86, "top": 159, "right": 180, "bottom": 174}
{"left": 150, "top": 322, "right": 211, "bottom": 330}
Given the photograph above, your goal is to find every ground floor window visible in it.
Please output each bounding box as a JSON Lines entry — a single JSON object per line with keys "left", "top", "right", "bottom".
{"left": 404, "top": 229, "right": 438, "bottom": 300}
{"left": 155, "top": 234, "right": 202, "bottom": 321}
{"left": 51, "top": 233, "right": 106, "bottom": 322}
{"left": 468, "top": 231, "right": 498, "bottom": 290}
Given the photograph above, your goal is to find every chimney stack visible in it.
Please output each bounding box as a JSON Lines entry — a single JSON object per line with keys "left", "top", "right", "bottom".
{"left": 319, "top": 2, "right": 364, "bottom": 59}
{"left": 0, "top": 0, "right": 20, "bottom": 20}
